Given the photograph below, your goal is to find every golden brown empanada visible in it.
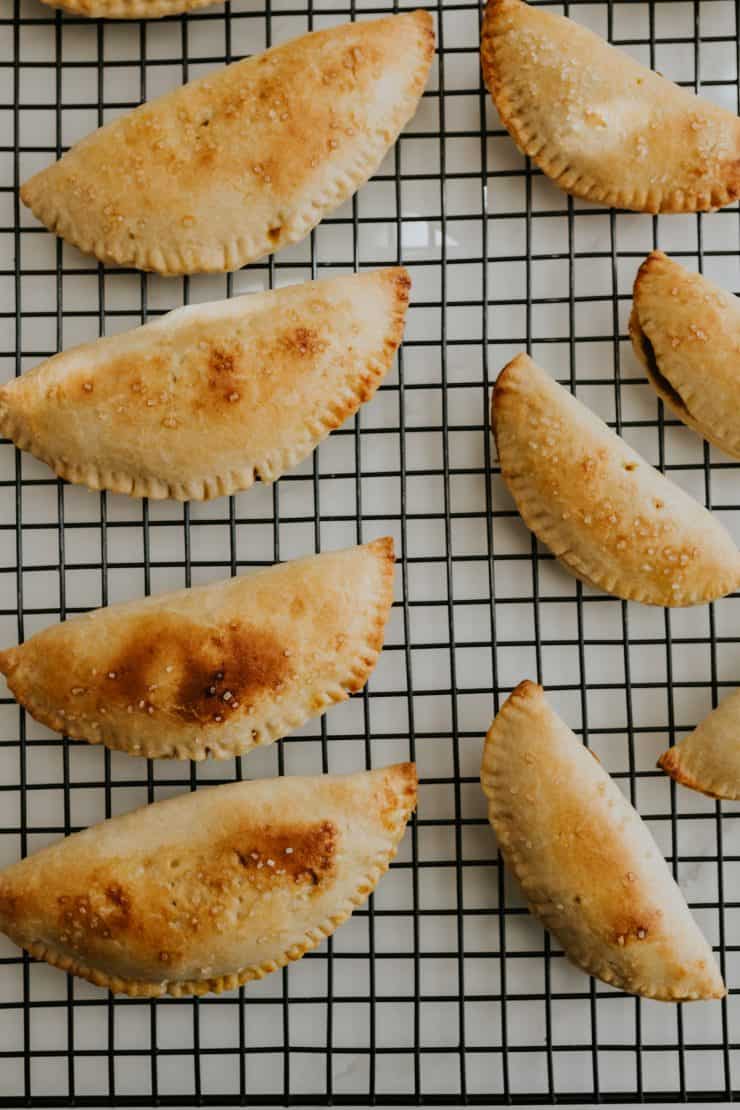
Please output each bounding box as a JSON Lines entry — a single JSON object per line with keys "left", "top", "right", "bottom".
{"left": 481, "top": 0, "right": 740, "bottom": 213}
{"left": 481, "top": 681, "right": 725, "bottom": 1001}
{"left": 40, "top": 0, "right": 218, "bottom": 16}
{"left": 0, "top": 539, "right": 394, "bottom": 761}
{"left": 491, "top": 354, "right": 740, "bottom": 606}
{"left": 0, "top": 269, "right": 408, "bottom": 502}
{"left": 659, "top": 689, "right": 740, "bottom": 800}
{"left": 630, "top": 251, "right": 740, "bottom": 458}
{"left": 20, "top": 13, "right": 434, "bottom": 275}
{"left": 0, "top": 762, "right": 416, "bottom": 997}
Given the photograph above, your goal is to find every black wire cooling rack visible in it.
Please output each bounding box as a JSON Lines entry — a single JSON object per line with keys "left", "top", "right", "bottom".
{"left": 1, "top": 0, "right": 740, "bottom": 1103}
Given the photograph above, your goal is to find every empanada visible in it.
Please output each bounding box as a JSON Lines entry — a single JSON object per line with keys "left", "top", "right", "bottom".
{"left": 481, "top": 681, "right": 725, "bottom": 1001}
{"left": 0, "top": 763, "right": 416, "bottom": 996}
{"left": 630, "top": 251, "right": 740, "bottom": 459}
{"left": 0, "top": 539, "right": 394, "bottom": 761}
{"left": 481, "top": 0, "right": 740, "bottom": 213}
{"left": 0, "top": 269, "right": 409, "bottom": 502}
{"left": 491, "top": 354, "right": 740, "bottom": 606}
{"left": 659, "top": 689, "right": 740, "bottom": 800}
{"left": 20, "top": 13, "right": 434, "bottom": 275}
{"left": 40, "top": 0, "right": 218, "bottom": 17}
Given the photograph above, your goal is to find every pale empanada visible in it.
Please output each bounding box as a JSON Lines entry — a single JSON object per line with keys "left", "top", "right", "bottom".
{"left": 659, "top": 688, "right": 740, "bottom": 800}
{"left": 0, "top": 762, "right": 416, "bottom": 997}
{"left": 491, "top": 354, "right": 740, "bottom": 606}
{"left": 481, "top": 0, "right": 740, "bottom": 213}
{"left": 630, "top": 251, "right": 740, "bottom": 459}
{"left": 20, "top": 14, "right": 434, "bottom": 276}
{"left": 481, "top": 681, "right": 725, "bottom": 1001}
{"left": 0, "top": 269, "right": 409, "bottom": 502}
{"left": 0, "top": 539, "right": 394, "bottom": 761}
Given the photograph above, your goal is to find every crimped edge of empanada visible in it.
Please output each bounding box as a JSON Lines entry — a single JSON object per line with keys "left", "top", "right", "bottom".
{"left": 658, "top": 744, "right": 738, "bottom": 801}
{"left": 481, "top": 681, "right": 726, "bottom": 1001}
{"left": 0, "top": 269, "right": 410, "bottom": 503}
{"left": 480, "top": 0, "right": 740, "bottom": 214}
{"left": 10, "top": 762, "right": 417, "bottom": 996}
{"left": 491, "top": 353, "right": 740, "bottom": 607}
{"left": 20, "top": 14, "right": 434, "bottom": 276}
{"left": 630, "top": 251, "right": 740, "bottom": 460}
{"left": 0, "top": 537, "right": 396, "bottom": 761}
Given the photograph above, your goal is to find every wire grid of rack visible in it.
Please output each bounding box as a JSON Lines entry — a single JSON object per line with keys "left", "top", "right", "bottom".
{"left": 1, "top": 0, "right": 740, "bottom": 1103}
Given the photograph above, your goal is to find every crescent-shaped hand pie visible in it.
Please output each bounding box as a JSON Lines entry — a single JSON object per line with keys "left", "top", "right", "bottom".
{"left": 630, "top": 251, "right": 740, "bottom": 459}
{"left": 659, "top": 689, "right": 740, "bottom": 800}
{"left": 491, "top": 354, "right": 740, "bottom": 606}
{"left": 20, "top": 13, "right": 434, "bottom": 275}
{"left": 40, "top": 0, "right": 219, "bottom": 17}
{"left": 481, "top": 682, "right": 725, "bottom": 1001}
{"left": 0, "top": 539, "right": 394, "bottom": 761}
{"left": 0, "top": 268, "right": 409, "bottom": 502}
{"left": 481, "top": 0, "right": 740, "bottom": 213}
{"left": 0, "top": 763, "right": 417, "bottom": 997}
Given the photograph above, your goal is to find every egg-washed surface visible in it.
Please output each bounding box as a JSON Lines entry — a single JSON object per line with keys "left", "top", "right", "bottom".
{"left": 0, "top": 268, "right": 410, "bottom": 500}
{"left": 482, "top": 0, "right": 740, "bottom": 212}
{"left": 0, "top": 539, "right": 395, "bottom": 760}
{"left": 0, "top": 764, "right": 417, "bottom": 996}
{"left": 482, "top": 682, "right": 725, "bottom": 1001}
{"left": 20, "top": 12, "right": 434, "bottom": 274}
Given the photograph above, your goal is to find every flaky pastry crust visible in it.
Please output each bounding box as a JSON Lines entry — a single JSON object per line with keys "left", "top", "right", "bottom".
{"left": 0, "top": 763, "right": 417, "bottom": 996}
{"left": 481, "top": 682, "right": 725, "bottom": 1001}
{"left": 0, "top": 269, "right": 409, "bottom": 501}
{"left": 491, "top": 353, "right": 740, "bottom": 606}
{"left": 481, "top": 0, "right": 740, "bottom": 213}
{"left": 0, "top": 539, "right": 395, "bottom": 761}
{"left": 20, "top": 13, "right": 434, "bottom": 275}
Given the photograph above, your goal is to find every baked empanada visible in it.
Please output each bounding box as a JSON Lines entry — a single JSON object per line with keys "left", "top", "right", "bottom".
{"left": 491, "top": 354, "right": 740, "bottom": 606}
{"left": 481, "top": 0, "right": 740, "bottom": 213}
{"left": 40, "top": 0, "right": 218, "bottom": 17}
{"left": 0, "top": 762, "right": 416, "bottom": 997}
{"left": 20, "top": 13, "right": 434, "bottom": 275}
{"left": 659, "top": 688, "right": 740, "bottom": 800}
{"left": 0, "top": 269, "right": 409, "bottom": 502}
{"left": 0, "top": 539, "right": 394, "bottom": 760}
{"left": 630, "top": 251, "right": 740, "bottom": 459}
{"left": 481, "top": 682, "right": 725, "bottom": 1001}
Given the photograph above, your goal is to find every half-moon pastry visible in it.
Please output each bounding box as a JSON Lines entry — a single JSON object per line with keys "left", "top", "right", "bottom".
{"left": 0, "top": 763, "right": 417, "bottom": 996}
{"left": 630, "top": 251, "right": 740, "bottom": 459}
{"left": 20, "top": 13, "right": 434, "bottom": 275}
{"left": 0, "top": 539, "right": 394, "bottom": 761}
{"left": 658, "top": 688, "right": 740, "bottom": 800}
{"left": 0, "top": 268, "right": 409, "bottom": 502}
{"left": 40, "top": 0, "right": 219, "bottom": 17}
{"left": 481, "top": 0, "right": 740, "bottom": 213}
{"left": 481, "top": 681, "right": 725, "bottom": 1001}
{"left": 491, "top": 353, "right": 740, "bottom": 606}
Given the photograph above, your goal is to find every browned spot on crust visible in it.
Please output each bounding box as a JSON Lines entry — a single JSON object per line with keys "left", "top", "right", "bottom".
{"left": 209, "top": 346, "right": 236, "bottom": 376}
{"left": 231, "top": 819, "right": 337, "bottom": 889}
{"left": 0, "top": 819, "right": 339, "bottom": 980}
{"left": 392, "top": 268, "right": 412, "bottom": 303}
{"left": 279, "top": 326, "right": 327, "bottom": 359}
{"left": 205, "top": 341, "right": 245, "bottom": 404}
{"left": 611, "top": 907, "right": 662, "bottom": 948}
{"left": 72, "top": 611, "right": 291, "bottom": 726}
{"left": 378, "top": 762, "right": 417, "bottom": 832}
